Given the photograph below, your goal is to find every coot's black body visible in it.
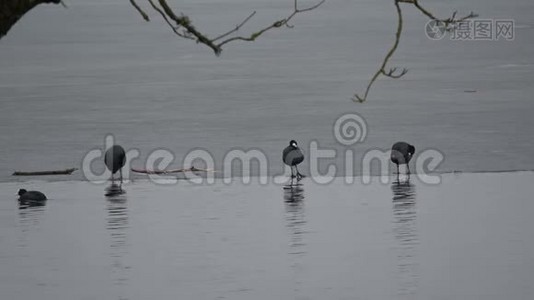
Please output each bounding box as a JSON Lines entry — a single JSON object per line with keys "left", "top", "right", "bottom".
{"left": 391, "top": 141, "right": 415, "bottom": 174}
{"left": 104, "top": 145, "right": 126, "bottom": 182}
{"left": 283, "top": 140, "right": 304, "bottom": 179}
{"left": 18, "top": 189, "right": 47, "bottom": 201}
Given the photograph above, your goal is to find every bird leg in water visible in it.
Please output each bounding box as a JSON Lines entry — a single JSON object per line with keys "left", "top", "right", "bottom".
{"left": 295, "top": 166, "right": 304, "bottom": 180}
{"left": 406, "top": 164, "right": 411, "bottom": 175}
{"left": 119, "top": 169, "right": 123, "bottom": 184}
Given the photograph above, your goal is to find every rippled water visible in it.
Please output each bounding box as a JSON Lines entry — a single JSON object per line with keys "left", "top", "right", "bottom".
{"left": 1, "top": 172, "right": 534, "bottom": 299}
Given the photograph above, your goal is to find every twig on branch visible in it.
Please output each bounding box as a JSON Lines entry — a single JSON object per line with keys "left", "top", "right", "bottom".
{"left": 130, "top": 0, "right": 150, "bottom": 21}
{"left": 212, "top": 11, "right": 257, "bottom": 42}
{"left": 354, "top": 0, "right": 405, "bottom": 103}
{"left": 383, "top": 67, "right": 408, "bottom": 78}
{"left": 147, "top": 0, "right": 192, "bottom": 39}
{"left": 406, "top": 0, "right": 478, "bottom": 28}
{"left": 156, "top": 0, "right": 222, "bottom": 55}
{"left": 129, "top": 0, "right": 325, "bottom": 56}
{"left": 216, "top": 0, "right": 325, "bottom": 49}
{"left": 354, "top": 0, "right": 477, "bottom": 102}
{"left": 12, "top": 168, "right": 78, "bottom": 176}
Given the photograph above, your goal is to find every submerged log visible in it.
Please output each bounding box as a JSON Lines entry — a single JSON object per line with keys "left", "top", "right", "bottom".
{"left": 131, "top": 166, "right": 215, "bottom": 174}
{"left": 12, "top": 168, "right": 78, "bottom": 176}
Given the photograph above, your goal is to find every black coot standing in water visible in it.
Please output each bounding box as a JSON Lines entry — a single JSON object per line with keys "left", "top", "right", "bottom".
{"left": 104, "top": 145, "right": 126, "bottom": 183}
{"left": 391, "top": 141, "right": 415, "bottom": 174}
{"left": 283, "top": 140, "right": 305, "bottom": 180}
{"left": 18, "top": 189, "right": 47, "bottom": 201}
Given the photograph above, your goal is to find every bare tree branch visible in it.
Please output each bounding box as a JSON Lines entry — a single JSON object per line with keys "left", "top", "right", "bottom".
{"left": 130, "top": 0, "right": 150, "bottom": 21}
{"left": 147, "top": 0, "right": 192, "bottom": 39}
{"left": 130, "top": 0, "right": 325, "bottom": 56}
{"left": 407, "top": 0, "right": 478, "bottom": 28}
{"left": 354, "top": 0, "right": 477, "bottom": 102}
{"left": 216, "top": 0, "right": 325, "bottom": 49}
{"left": 155, "top": 0, "right": 223, "bottom": 55}
{"left": 354, "top": 0, "right": 405, "bottom": 103}
{"left": 1, "top": 0, "right": 478, "bottom": 104}
{"left": 212, "top": 11, "right": 256, "bottom": 42}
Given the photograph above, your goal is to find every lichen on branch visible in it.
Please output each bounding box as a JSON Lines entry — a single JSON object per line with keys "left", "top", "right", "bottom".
{"left": 129, "top": 0, "right": 325, "bottom": 56}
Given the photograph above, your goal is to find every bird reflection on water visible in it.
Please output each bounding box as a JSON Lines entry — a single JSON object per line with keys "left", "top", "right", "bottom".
{"left": 283, "top": 183, "right": 307, "bottom": 252}
{"left": 18, "top": 199, "right": 47, "bottom": 210}
{"left": 105, "top": 183, "right": 125, "bottom": 197}
{"left": 391, "top": 176, "right": 419, "bottom": 298}
{"left": 283, "top": 183, "right": 307, "bottom": 254}
{"left": 17, "top": 199, "right": 46, "bottom": 240}
{"left": 105, "top": 184, "right": 130, "bottom": 291}
{"left": 16, "top": 196, "right": 47, "bottom": 253}
{"left": 283, "top": 182, "right": 307, "bottom": 293}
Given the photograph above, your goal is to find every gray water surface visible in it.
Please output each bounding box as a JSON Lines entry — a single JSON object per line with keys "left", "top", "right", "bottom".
{"left": 1, "top": 173, "right": 534, "bottom": 300}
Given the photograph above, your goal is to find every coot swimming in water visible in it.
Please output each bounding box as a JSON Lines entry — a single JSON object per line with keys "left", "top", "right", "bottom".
{"left": 18, "top": 189, "right": 47, "bottom": 201}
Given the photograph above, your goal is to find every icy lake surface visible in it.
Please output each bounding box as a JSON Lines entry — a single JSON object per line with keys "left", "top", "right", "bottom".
{"left": 1, "top": 0, "right": 533, "bottom": 181}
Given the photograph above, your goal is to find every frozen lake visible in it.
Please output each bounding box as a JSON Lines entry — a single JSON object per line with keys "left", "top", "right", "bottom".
{"left": 0, "top": 0, "right": 533, "bottom": 181}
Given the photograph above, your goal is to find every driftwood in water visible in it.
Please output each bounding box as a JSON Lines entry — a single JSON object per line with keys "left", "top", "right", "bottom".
{"left": 131, "top": 166, "right": 216, "bottom": 175}
{"left": 12, "top": 168, "right": 78, "bottom": 176}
